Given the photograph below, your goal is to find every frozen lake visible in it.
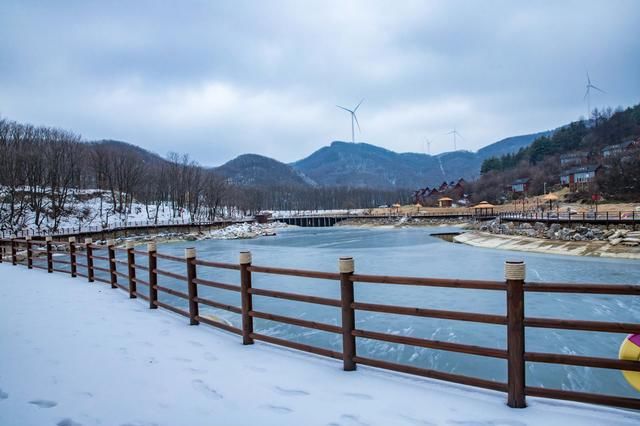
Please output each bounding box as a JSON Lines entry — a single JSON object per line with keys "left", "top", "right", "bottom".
{"left": 103, "top": 226, "right": 640, "bottom": 399}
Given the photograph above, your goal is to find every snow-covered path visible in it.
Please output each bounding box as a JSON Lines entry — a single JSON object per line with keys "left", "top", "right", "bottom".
{"left": 1, "top": 265, "right": 638, "bottom": 426}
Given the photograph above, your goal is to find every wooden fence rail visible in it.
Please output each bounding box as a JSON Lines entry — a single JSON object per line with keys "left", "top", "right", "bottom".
{"left": 0, "top": 237, "right": 639, "bottom": 410}
{"left": 499, "top": 210, "right": 639, "bottom": 228}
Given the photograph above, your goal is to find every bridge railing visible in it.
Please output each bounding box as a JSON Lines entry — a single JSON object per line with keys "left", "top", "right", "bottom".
{"left": 499, "top": 210, "right": 639, "bottom": 224}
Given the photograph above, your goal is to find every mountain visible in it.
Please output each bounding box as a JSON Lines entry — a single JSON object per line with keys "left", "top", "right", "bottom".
{"left": 290, "top": 129, "right": 554, "bottom": 189}
{"left": 214, "top": 154, "right": 314, "bottom": 187}
{"left": 92, "top": 139, "right": 168, "bottom": 166}
{"left": 95, "top": 129, "right": 555, "bottom": 190}
{"left": 291, "top": 142, "right": 455, "bottom": 188}
{"left": 476, "top": 130, "right": 554, "bottom": 160}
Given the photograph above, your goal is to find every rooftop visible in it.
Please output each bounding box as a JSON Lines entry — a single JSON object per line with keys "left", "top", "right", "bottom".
{"left": 561, "top": 164, "right": 601, "bottom": 175}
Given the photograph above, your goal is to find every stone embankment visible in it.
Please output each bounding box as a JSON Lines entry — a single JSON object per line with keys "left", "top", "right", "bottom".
{"left": 474, "top": 219, "right": 640, "bottom": 247}
{"left": 89, "top": 222, "right": 287, "bottom": 247}
{"left": 455, "top": 218, "right": 640, "bottom": 259}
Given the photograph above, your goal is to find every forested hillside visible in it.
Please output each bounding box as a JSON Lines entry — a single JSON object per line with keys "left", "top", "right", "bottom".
{"left": 474, "top": 105, "right": 640, "bottom": 202}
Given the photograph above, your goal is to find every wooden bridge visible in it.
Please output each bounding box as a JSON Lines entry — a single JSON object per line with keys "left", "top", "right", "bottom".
{"left": 273, "top": 212, "right": 488, "bottom": 227}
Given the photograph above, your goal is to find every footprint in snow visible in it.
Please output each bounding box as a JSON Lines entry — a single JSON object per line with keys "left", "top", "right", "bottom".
{"left": 274, "top": 386, "right": 309, "bottom": 396}
{"left": 192, "top": 380, "right": 223, "bottom": 400}
{"left": 340, "top": 414, "right": 369, "bottom": 426}
{"left": 245, "top": 365, "right": 266, "bottom": 373}
{"left": 0, "top": 389, "right": 8, "bottom": 400}
{"left": 203, "top": 352, "right": 218, "bottom": 361}
{"left": 399, "top": 415, "right": 437, "bottom": 426}
{"left": 188, "top": 340, "right": 204, "bottom": 347}
{"left": 264, "top": 405, "right": 293, "bottom": 414}
{"left": 343, "top": 392, "right": 373, "bottom": 400}
{"left": 171, "top": 356, "right": 192, "bottom": 363}
{"left": 185, "top": 367, "right": 207, "bottom": 375}
{"left": 29, "top": 399, "right": 58, "bottom": 408}
{"left": 57, "top": 418, "right": 82, "bottom": 426}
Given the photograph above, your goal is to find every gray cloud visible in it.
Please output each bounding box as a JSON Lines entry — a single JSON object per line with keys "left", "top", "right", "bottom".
{"left": 1, "top": 0, "right": 639, "bottom": 165}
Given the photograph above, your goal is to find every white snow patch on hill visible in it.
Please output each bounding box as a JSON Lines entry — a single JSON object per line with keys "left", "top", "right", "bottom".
{"left": 0, "top": 265, "right": 638, "bottom": 426}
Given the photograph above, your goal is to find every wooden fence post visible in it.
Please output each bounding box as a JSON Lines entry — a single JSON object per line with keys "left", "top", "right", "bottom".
{"left": 11, "top": 238, "right": 17, "bottom": 265}
{"left": 107, "top": 239, "right": 117, "bottom": 289}
{"left": 240, "top": 251, "right": 254, "bottom": 345}
{"left": 26, "top": 236, "right": 33, "bottom": 269}
{"left": 148, "top": 242, "right": 158, "bottom": 309}
{"left": 186, "top": 247, "right": 199, "bottom": 325}
{"left": 340, "top": 256, "right": 357, "bottom": 371}
{"left": 85, "top": 238, "right": 94, "bottom": 282}
{"left": 126, "top": 241, "right": 136, "bottom": 298}
{"left": 69, "top": 237, "right": 77, "bottom": 277}
{"left": 46, "top": 236, "right": 53, "bottom": 273}
{"left": 506, "top": 260, "right": 526, "bottom": 408}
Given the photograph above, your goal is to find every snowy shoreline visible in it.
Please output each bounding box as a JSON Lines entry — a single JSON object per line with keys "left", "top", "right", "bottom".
{"left": 92, "top": 222, "right": 290, "bottom": 248}
{"left": 2, "top": 264, "right": 639, "bottom": 425}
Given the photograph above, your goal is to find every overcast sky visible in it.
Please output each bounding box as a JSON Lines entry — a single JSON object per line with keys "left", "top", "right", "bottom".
{"left": 1, "top": 1, "right": 639, "bottom": 165}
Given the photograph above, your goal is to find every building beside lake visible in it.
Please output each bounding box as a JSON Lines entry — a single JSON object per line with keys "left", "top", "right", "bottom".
{"left": 560, "top": 151, "right": 589, "bottom": 166}
{"left": 510, "top": 178, "right": 529, "bottom": 195}
{"left": 601, "top": 139, "right": 639, "bottom": 157}
{"left": 560, "top": 164, "right": 601, "bottom": 191}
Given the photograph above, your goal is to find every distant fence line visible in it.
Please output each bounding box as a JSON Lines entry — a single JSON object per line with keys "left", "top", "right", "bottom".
{"left": 499, "top": 210, "right": 639, "bottom": 227}
{"left": 1, "top": 236, "right": 639, "bottom": 410}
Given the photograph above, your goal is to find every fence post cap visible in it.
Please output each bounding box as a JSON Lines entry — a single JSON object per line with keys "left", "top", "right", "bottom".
{"left": 84, "top": 238, "right": 92, "bottom": 244}
{"left": 125, "top": 241, "right": 135, "bottom": 249}
{"left": 68, "top": 236, "right": 76, "bottom": 243}
{"left": 239, "top": 251, "right": 252, "bottom": 264}
{"left": 185, "top": 247, "right": 196, "bottom": 258}
{"left": 505, "top": 260, "right": 526, "bottom": 280}
{"left": 106, "top": 239, "right": 115, "bottom": 247}
{"left": 339, "top": 256, "right": 355, "bottom": 274}
{"left": 45, "top": 236, "right": 52, "bottom": 242}
{"left": 147, "top": 241, "right": 157, "bottom": 252}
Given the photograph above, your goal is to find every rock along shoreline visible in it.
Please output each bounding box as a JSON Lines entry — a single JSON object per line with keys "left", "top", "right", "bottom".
{"left": 454, "top": 231, "right": 640, "bottom": 260}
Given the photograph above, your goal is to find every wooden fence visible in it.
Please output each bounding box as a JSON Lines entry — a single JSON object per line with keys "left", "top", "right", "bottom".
{"left": 1, "top": 237, "right": 639, "bottom": 410}
{"left": 500, "top": 210, "right": 639, "bottom": 226}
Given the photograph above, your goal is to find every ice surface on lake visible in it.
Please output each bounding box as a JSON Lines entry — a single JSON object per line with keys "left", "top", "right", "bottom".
{"left": 148, "top": 226, "right": 640, "bottom": 399}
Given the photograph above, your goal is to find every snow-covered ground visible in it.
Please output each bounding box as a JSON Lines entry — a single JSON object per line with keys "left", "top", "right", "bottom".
{"left": 1, "top": 265, "right": 639, "bottom": 426}
{"left": 207, "top": 222, "right": 287, "bottom": 239}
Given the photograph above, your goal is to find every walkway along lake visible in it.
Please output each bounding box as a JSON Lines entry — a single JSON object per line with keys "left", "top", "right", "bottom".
{"left": 59, "top": 226, "right": 640, "bottom": 400}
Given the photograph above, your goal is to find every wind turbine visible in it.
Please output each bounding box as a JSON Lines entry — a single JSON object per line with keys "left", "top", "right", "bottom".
{"left": 422, "top": 139, "right": 431, "bottom": 155}
{"left": 584, "top": 71, "right": 605, "bottom": 121}
{"left": 337, "top": 99, "right": 364, "bottom": 143}
{"left": 447, "top": 128, "right": 463, "bottom": 151}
